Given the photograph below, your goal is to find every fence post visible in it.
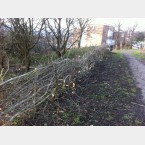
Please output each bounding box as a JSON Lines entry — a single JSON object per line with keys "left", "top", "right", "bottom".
{"left": 0, "top": 69, "right": 4, "bottom": 100}
{"left": 52, "top": 63, "right": 58, "bottom": 100}
{"left": 0, "top": 88, "right": 4, "bottom": 100}
{"left": 33, "top": 68, "right": 37, "bottom": 113}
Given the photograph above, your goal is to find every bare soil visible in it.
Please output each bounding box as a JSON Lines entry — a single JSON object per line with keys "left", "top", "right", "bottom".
{"left": 15, "top": 52, "right": 145, "bottom": 126}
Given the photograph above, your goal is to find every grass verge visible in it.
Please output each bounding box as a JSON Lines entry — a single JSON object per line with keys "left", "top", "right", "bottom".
{"left": 132, "top": 50, "right": 145, "bottom": 60}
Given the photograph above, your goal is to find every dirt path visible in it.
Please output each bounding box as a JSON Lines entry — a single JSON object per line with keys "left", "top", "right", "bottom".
{"left": 123, "top": 51, "right": 145, "bottom": 103}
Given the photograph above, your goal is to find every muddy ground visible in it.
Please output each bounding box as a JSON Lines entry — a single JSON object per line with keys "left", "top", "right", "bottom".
{"left": 14, "top": 52, "right": 145, "bottom": 126}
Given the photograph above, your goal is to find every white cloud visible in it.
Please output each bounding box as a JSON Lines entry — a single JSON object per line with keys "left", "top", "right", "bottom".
{"left": 91, "top": 18, "right": 145, "bottom": 31}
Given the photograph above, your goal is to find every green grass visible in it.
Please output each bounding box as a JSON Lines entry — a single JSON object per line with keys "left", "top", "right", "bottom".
{"left": 91, "top": 94, "right": 105, "bottom": 100}
{"left": 132, "top": 50, "right": 145, "bottom": 60}
{"left": 3, "top": 47, "right": 93, "bottom": 81}
{"left": 62, "top": 112, "right": 82, "bottom": 125}
{"left": 31, "top": 47, "right": 93, "bottom": 66}
{"left": 8, "top": 54, "right": 22, "bottom": 66}
{"left": 63, "top": 47, "right": 93, "bottom": 59}
{"left": 74, "top": 115, "right": 82, "bottom": 124}
{"left": 8, "top": 47, "right": 94, "bottom": 67}
{"left": 113, "top": 50, "right": 124, "bottom": 59}
{"left": 31, "top": 53, "right": 58, "bottom": 66}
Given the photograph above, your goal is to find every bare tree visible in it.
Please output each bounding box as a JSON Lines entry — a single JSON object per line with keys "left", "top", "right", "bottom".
{"left": 0, "top": 19, "right": 9, "bottom": 73}
{"left": 121, "top": 30, "right": 127, "bottom": 48}
{"left": 77, "top": 18, "right": 91, "bottom": 48}
{"left": 134, "top": 31, "right": 145, "bottom": 42}
{"left": 114, "top": 21, "right": 122, "bottom": 50}
{"left": 0, "top": 18, "right": 8, "bottom": 50}
{"left": 44, "top": 18, "right": 77, "bottom": 57}
{"left": 7, "top": 18, "right": 45, "bottom": 72}
{"left": 128, "top": 23, "right": 138, "bottom": 49}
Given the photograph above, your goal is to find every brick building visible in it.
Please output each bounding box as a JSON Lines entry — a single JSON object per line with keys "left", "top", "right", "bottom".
{"left": 81, "top": 24, "right": 115, "bottom": 47}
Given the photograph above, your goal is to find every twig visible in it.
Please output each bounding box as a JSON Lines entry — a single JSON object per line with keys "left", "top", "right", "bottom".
{"left": 131, "top": 102, "right": 145, "bottom": 108}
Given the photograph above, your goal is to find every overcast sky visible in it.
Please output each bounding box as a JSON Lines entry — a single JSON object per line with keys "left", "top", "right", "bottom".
{"left": 91, "top": 18, "right": 145, "bottom": 31}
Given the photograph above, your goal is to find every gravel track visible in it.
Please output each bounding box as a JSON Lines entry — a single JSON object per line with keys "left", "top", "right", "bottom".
{"left": 124, "top": 51, "right": 145, "bottom": 103}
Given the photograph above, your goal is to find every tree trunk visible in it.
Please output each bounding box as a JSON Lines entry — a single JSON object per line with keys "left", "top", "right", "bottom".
{"left": 55, "top": 48, "right": 66, "bottom": 58}
{"left": 116, "top": 43, "right": 120, "bottom": 50}
{"left": 130, "top": 43, "right": 133, "bottom": 49}
{"left": 78, "top": 34, "right": 82, "bottom": 48}
{"left": 61, "top": 48, "right": 66, "bottom": 56}
{"left": 25, "top": 56, "right": 31, "bottom": 72}
{"left": 78, "top": 40, "right": 81, "bottom": 48}
{"left": 56, "top": 51, "right": 62, "bottom": 58}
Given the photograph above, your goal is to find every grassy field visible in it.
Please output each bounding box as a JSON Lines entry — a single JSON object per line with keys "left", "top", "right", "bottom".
{"left": 132, "top": 50, "right": 145, "bottom": 60}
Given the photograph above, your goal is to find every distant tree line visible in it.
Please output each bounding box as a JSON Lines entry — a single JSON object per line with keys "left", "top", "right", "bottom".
{"left": 114, "top": 22, "right": 145, "bottom": 49}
